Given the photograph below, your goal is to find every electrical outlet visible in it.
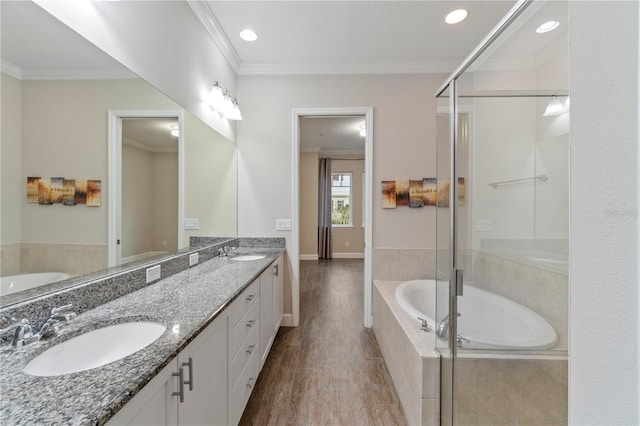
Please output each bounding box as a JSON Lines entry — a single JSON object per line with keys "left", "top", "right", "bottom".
{"left": 184, "top": 218, "right": 200, "bottom": 230}
{"left": 275, "top": 219, "right": 292, "bottom": 231}
{"left": 146, "top": 265, "right": 161, "bottom": 284}
{"left": 189, "top": 253, "right": 199, "bottom": 267}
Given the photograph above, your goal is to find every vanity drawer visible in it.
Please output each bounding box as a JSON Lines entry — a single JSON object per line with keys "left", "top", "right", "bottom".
{"left": 230, "top": 320, "right": 259, "bottom": 390}
{"left": 230, "top": 298, "right": 260, "bottom": 359}
{"left": 229, "top": 279, "right": 259, "bottom": 329}
{"left": 229, "top": 341, "right": 260, "bottom": 426}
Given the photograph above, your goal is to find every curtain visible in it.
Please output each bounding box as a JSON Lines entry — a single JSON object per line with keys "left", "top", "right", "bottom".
{"left": 318, "top": 158, "right": 333, "bottom": 259}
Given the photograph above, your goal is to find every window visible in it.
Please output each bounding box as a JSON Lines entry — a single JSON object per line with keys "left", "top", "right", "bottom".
{"left": 331, "top": 172, "right": 352, "bottom": 226}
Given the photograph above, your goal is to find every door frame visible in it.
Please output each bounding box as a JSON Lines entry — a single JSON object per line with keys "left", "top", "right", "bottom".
{"left": 291, "top": 106, "right": 374, "bottom": 327}
{"left": 107, "top": 110, "right": 185, "bottom": 267}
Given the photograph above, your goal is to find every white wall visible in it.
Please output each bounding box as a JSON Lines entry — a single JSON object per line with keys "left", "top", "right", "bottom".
{"left": 34, "top": 0, "right": 237, "bottom": 142}
{"left": 570, "top": 1, "right": 639, "bottom": 424}
{"left": 151, "top": 152, "right": 178, "bottom": 251}
{"left": 122, "top": 143, "right": 154, "bottom": 257}
{"left": 299, "top": 151, "right": 318, "bottom": 257}
{"left": 0, "top": 73, "right": 22, "bottom": 246}
{"left": 237, "top": 74, "right": 445, "bottom": 314}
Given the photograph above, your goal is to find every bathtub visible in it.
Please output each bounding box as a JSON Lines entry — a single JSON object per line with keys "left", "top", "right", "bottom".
{"left": 0, "top": 272, "right": 70, "bottom": 296}
{"left": 395, "top": 279, "right": 558, "bottom": 350}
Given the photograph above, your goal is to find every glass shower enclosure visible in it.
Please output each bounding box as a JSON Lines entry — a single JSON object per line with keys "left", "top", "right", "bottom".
{"left": 435, "top": 1, "right": 569, "bottom": 424}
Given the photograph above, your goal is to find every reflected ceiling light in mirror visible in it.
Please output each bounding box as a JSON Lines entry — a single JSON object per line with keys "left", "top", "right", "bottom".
{"left": 240, "top": 29, "right": 258, "bottom": 42}
{"left": 543, "top": 96, "right": 570, "bottom": 117}
{"left": 170, "top": 125, "right": 179, "bottom": 137}
{"left": 359, "top": 125, "right": 366, "bottom": 137}
{"left": 536, "top": 21, "right": 559, "bottom": 33}
{"left": 206, "top": 81, "right": 243, "bottom": 120}
{"left": 445, "top": 9, "right": 468, "bottom": 24}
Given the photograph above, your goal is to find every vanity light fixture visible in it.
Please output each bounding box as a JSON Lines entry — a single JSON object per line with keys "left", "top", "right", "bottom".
{"left": 536, "top": 21, "right": 560, "bottom": 33}
{"left": 543, "top": 95, "right": 570, "bottom": 116}
{"left": 206, "top": 81, "right": 243, "bottom": 120}
{"left": 445, "top": 9, "right": 468, "bottom": 25}
{"left": 240, "top": 29, "right": 258, "bottom": 42}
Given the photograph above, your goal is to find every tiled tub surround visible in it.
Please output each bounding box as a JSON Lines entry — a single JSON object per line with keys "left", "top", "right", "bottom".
{"left": 0, "top": 241, "right": 284, "bottom": 425}
{"left": 373, "top": 280, "right": 439, "bottom": 426}
{"left": 0, "top": 242, "right": 107, "bottom": 277}
{"left": 374, "top": 280, "right": 568, "bottom": 426}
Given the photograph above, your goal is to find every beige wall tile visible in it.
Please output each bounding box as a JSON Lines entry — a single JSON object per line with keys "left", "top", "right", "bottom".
{"left": 373, "top": 248, "right": 436, "bottom": 281}
{"left": 519, "top": 360, "right": 568, "bottom": 419}
{"left": 476, "top": 359, "right": 521, "bottom": 417}
{"left": 455, "top": 359, "right": 477, "bottom": 415}
{"left": 520, "top": 417, "right": 568, "bottom": 426}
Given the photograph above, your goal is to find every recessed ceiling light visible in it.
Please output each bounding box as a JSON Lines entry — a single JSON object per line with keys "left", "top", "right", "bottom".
{"left": 536, "top": 21, "right": 559, "bottom": 33}
{"left": 240, "top": 29, "right": 258, "bottom": 42}
{"left": 445, "top": 9, "right": 468, "bottom": 25}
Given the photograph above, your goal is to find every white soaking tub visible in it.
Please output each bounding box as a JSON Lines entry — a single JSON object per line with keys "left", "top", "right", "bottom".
{"left": 395, "top": 279, "right": 558, "bottom": 350}
{"left": 0, "top": 272, "right": 70, "bottom": 296}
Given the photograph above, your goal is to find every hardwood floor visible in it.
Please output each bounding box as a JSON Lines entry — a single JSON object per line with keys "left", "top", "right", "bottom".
{"left": 239, "top": 259, "right": 407, "bottom": 426}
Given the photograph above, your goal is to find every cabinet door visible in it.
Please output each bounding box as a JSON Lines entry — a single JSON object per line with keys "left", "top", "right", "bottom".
{"left": 178, "top": 316, "right": 228, "bottom": 426}
{"left": 259, "top": 267, "right": 273, "bottom": 369}
{"left": 272, "top": 255, "right": 284, "bottom": 335}
{"left": 107, "top": 359, "right": 178, "bottom": 426}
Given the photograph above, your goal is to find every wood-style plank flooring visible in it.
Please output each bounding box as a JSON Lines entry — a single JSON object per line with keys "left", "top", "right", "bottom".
{"left": 240, "top": 259, "right": 407, "bottom": 425}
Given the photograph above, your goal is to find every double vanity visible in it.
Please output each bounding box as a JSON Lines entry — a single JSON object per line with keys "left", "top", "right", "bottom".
{"left": 0, "top": 238, "right": 285, "bottom": 425}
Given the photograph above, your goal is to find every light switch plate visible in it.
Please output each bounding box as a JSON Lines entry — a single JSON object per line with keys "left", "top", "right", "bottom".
{"left": 276, "top": 219, "right": 292, "bottom": 231}
{"left": 189, "top": 253, "right": 199, "bottom": 266}
{"left": 146, "top": 265, "right": 161, "bottom": 284}
{"left": 184, "top": 218, "right": 200, "bottom": 230}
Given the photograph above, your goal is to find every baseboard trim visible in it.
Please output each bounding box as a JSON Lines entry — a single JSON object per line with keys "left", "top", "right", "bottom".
{"left": 333, "top": 252, "right": 365, "bottom": 259}
{"left": 281, "top": 314, "right": 294, "bottom": 327}
{"left": 299, "top": 254, "right": 319, "bottom": 261}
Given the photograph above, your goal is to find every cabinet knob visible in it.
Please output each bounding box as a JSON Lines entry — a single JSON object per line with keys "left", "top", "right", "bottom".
{"left": 246, "top": 344, "right": 255, "bottom": 355}
{"left": 246, "top": 319, "right": 256, "bottom": 328}
{"left": 246, "top": 377, "right": 255, "bottom": 389}
{"left": 246, "top": 294, "right": 255, "bottom": 302}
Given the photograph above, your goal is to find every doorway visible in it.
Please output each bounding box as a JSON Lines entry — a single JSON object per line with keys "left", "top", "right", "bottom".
{"left": 107, "top": 110, "right": 185, "bottom": 267}
{"left": 292, "top": 107, "right": 373, "bottom": 327}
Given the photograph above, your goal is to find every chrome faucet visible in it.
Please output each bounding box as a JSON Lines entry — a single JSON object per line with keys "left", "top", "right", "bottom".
{"left": 0, "top": 304, "right": 76, "bottom": 348}
{"left": 436, "top": 313, "right": 471, "bottom": 347}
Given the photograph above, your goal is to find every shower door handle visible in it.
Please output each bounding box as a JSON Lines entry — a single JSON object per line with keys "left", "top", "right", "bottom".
{"left": 453, "top": 268, "right": 464, "bottom": 297}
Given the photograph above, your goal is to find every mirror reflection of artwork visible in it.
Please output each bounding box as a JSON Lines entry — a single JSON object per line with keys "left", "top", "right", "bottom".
{"left": 395, "top": 179, "right": 409, "bottom": 206}
{"left": 86, "top": 180, "right": 101, "bottom": 207}
{"left": 423, "top": 178, "right": 437, "bottom": 206}
{"left": 50, "top": 177, "right": 64, "bottom": 204}
{"left": 437, "top": 179, "right": 450, "bottom": 208}
{"left": 38, "top": 178, "right": 52, "bottom": 205}
{"left": 458, "top": 177, "right": 465, "bottom": 205}
{"left": 75, "top": 180, "right": 87, "bottom": 205}
{"left": 63, "top": 179, "right": 76, "bottom": 205}
{"left": 409, "top": 180, "right": 424, "bottom": 208}
{"left": 27, "top": 177, "right": 40, "bottom": 203}
{"left": 381, "top": 181, "right": 396, "bottom": 209}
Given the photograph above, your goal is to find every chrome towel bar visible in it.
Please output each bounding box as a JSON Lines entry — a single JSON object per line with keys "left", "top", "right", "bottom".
{"left": 488, "top": 174, "right": 548, "bottom": 188}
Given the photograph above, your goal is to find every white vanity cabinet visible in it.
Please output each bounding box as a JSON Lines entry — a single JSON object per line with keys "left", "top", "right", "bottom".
{"left": 107, "top": 315, "right": 228, "bottom": 426}
{"left": 259, "top": 255, "right": 283, "bottom": 369}
{"left": 107, "top": 254, "right": 284, "bottom": 426}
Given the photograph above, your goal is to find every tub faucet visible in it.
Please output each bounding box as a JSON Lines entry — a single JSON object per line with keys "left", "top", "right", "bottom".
{"left": 436, "top": 313, "right": 461, "bottom": 340}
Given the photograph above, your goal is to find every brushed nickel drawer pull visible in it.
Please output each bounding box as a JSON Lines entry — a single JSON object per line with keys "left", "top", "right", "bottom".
{"left": 246, "top": 377, "right": 255, "bottom": 389}
{"left": 246, "top": 319, "right": 256, "bottom": 328}
{"left": 246, "top": 344, "right": 255, "bottom": 355}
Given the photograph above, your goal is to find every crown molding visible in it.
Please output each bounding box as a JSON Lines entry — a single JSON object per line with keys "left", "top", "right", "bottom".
{"left": 187, "top": 0, "right": 241, "bottom": 74}
{"left": 320, "top": 149, "right": 365, "bottom": 157}
{"left": 1, "top": 60, "right": 136, "bottom": 80}
{"left": 300, "top": 146, "right": 321, "bottom": 153}
{"left": 238, "top": 60, "right": 458, "bottom": 76}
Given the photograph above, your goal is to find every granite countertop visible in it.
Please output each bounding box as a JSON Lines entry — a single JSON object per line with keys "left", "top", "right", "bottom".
{"left": 0, "top": 247, "right": 284, "bottom": 425}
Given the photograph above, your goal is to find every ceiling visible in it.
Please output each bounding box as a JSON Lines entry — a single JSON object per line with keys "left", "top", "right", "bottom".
{"left": 196, "top": 1, "right": 517, "bottom": 75}
{"left": 122, "top": 118, "right": 180, "bottom": 151}
{"left": 300, "top": 117, "right": 366, "bottom": 154}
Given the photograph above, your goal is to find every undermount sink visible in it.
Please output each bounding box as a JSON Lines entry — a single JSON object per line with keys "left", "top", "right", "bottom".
{"left": 23, "top": 322, "right": 166, "bottom": 377}
{"left": 231, "top": 255, "right": 266, "bottom": 261}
